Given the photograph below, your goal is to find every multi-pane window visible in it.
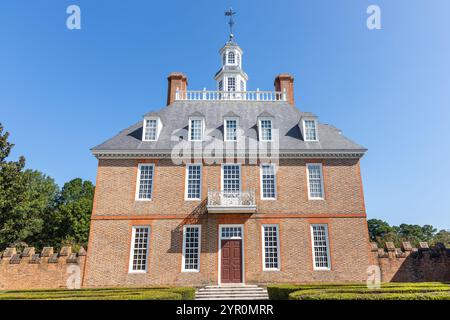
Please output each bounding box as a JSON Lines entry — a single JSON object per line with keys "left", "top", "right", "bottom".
{"left": 228, "top": 51, "right": 235, "bottom": 64}
{"left": 136, "top": 164, "right": 154, "bottom": 200}
{"left": 221, "top": 226, "right": 242, "bottom": 239}
{"left": 223, "top": 164, "right": 241, "bottom": 195}
{"left": 261, "top": 164, "right": 276, "bottom": 199}
{"left": 190, "top": 119, "right": 203, "bottom": 141}
{"left": 129, "top": 226, "right": 150, "bottom": 272}
{"left": 225, "top": 119, "right": 237, "bottom": 141}
{"left": 186, "top": 164, "right": 202, "bottom": 200}
{"left": 182, "top": 225, "right": 201, "bottom": 271}
{"left": 222, "top": 53, "right": 226, "bottom": 66}
{"left": 304, "top": 120, "right": 317, "bottom": 141}
{"left": 262, "top": 225, "right": 280, "bottom": 270}
{"left": 311, "top": 224, "right": 331, "bottom": 270}
{"left": 218, "top": 80, "right": 223, "bottom": 91}
{"left": 260, "top": 120, "right": 273, "bottom": 141}
{"left": 144, "top": 119, "right": 158, "bottom": 141}
{"left": 227, "top": 77, "right": 236, "bottom": 91}
{"left": 240, "top": 80, "right": 245, "bottom": 92}
{"left": 307, "top": 163, "right": 324, "bottom": 199}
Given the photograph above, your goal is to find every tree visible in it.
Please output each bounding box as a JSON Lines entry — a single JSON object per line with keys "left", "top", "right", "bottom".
{"left": 47, "top": 178, "right": 94, "bottom": 247}
{"left": 367, "top": 219, "right": 394, "bottom": 241}
{"left": 396, "top": 224, "right": 437, "bottom": 246}
{"left": 0, "top": 123, "right": 27, "bottom": 247}
{"left": 432, "top": 230, "right": 450, "bottom": 247}
{"left": 10, "top": 170, "right": 59, "bottom": 248}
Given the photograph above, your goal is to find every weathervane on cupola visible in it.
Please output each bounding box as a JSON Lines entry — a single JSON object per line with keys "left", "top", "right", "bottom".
{"left": 215, "top": 7, "right": 248, "bottom": 94}
{"left": 225, "top": 7, "right": 237, "bottom": 41}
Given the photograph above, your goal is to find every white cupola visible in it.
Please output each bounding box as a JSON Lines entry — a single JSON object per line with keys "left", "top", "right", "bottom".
{"left": 215, "top": 9, "right": 248, "bottom": 93}
{"left": 215, "top": 38, "right": 248, "bottom": 93}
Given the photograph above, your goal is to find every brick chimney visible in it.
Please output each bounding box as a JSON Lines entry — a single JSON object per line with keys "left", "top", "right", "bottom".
{"left": 274, "top": 74, "right": 295, "bottom": 105}
{"left": 167, "top": 72, "right": 188, "bottom": 106}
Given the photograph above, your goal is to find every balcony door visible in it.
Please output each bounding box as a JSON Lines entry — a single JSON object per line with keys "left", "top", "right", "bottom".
{"left": 222, "top": 164, "right": 241, "bottom": 206}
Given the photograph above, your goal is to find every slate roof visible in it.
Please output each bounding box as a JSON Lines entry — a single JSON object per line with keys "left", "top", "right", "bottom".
{"left": 92, "top": 101, "right": 366, "bottom": 155}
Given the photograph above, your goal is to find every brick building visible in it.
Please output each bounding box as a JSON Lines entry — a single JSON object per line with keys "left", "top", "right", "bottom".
{"left": 83, "top": 31, "right": 371, "bottom": 288}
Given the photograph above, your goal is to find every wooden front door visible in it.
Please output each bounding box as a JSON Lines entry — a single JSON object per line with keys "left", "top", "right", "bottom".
{"left": 221, "top": 239, "right": 242, "bottom": 283}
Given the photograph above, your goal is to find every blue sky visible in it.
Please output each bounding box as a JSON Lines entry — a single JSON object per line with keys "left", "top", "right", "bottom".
{"left": 1, "top": 1, "right": 449, "bottom": 229}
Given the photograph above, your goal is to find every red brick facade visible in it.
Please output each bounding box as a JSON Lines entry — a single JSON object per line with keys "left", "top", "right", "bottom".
{"left": 82, "top": 158, "right": 373, "bottom": 287}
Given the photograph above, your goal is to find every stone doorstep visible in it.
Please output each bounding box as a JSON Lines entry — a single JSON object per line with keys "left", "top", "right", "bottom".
{"left": 197, "top": 288, "right": 266, "bottom": 293}
{"left": 195, "top": 284, "right": 269, "bottom": 300}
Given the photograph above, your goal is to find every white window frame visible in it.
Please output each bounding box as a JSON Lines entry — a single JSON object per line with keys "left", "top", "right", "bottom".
{"left": 135, "top": 163, "right": 155, "bottom": 201}
{"left": 221, "top": 163, "right": 242, "bottom": 193}
{"left": 182, "top": 225, "right": 201, "bottom": 272}
{"left": 261, "top": 224, "right": 280, "bottom": 271}
{"left": 184, "top": 164, "right": 202, "bottom": 201}
{"left": 258, "top": 118, "right": 273, "bottom": 141}
{"left": 303, "top": 119, "right": 318, "bottom": 141}
{"left": 306, "top": 163, "right": 325, "bottom": 200}
{"left": 188, "top": 117, "right": 204, "bottom": 141}
{"left": 227, "top": 51, "right": 235, "bottom": 64}
{"left": 224, "top": 117, "right": 239, "bottom": 142}
{"left": 142, "top": 117, "right": 162, "bottom": 141}
{"left": 128, "top": 226, "right": 150, "bottom": 273}
{"left": 260, "top": 163, "right": 277, "bottom": 200}
{"left": 310, "top": 224, "right": 331, "bottom": 271}
{"left": 227, "top": 77, "right": 236, "bottom": 92}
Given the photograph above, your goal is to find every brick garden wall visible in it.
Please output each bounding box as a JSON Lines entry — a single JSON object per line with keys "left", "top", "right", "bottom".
{"left": 0, "top": 246, "right": 86, "bottom": 291}
{"left": 370, "top": 241, "right": 450, "bottom": 282}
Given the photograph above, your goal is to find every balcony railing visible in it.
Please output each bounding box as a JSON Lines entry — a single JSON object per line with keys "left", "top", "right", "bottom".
{"left": 175, "top": 89, "right": 286, "bottom": 102}
{"left": 207, "top": 189, "right": 257, "bottom": 213}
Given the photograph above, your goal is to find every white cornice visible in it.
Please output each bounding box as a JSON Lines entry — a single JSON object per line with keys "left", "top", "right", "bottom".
{"left": 91, "top": 149, "right": 366, "bottom": 160}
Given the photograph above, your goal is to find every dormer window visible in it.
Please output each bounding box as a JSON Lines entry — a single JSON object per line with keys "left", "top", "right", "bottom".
{"left": 224, "top": 118, "right": 238, "bottom": 141}
{"left": 304, "top": 120, "right": 318, "bottom": 141}
{"left": 228, "top": 51, "right": 235, "bottom": 64}
{"left": 259, "top": 119, "right": 273, "bottom": 141}
{"left": 142, "top": 117, "right": 162, "bottom": 141}
{"left": 189, "top": 117, "right": 204, "bottom": 141}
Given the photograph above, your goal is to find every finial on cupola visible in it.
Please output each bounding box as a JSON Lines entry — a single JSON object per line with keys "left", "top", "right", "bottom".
{"left": 225, "top": 7, "right": 236, "bottom": 41}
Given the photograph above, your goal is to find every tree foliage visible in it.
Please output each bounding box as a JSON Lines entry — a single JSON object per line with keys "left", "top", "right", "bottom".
{"left": 0, "top": 123, "right": 94, "bottom": 250}
{"left": 368, "top": 219, "right": 448, "bottom": 248}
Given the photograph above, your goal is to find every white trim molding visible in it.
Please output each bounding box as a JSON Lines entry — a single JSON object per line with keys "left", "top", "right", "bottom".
{"left": 184, "top": 163, "right": 203, "bottom": 201}
{"left": 218, "top": 224, "right": 245, "bottom": 285}
{"left": 261, "top": 224, "right": 281, "bottom": 271}
{"left": 135, "top": 163, "right": 155, "bottom": 201}
{"left": 128, "top": 225, "right": 151, "bottom": 273}
{"left": 310, "top": 224, "right": 331, "bottom": 271}
{"left": 181, "top": 224, "right": 202, "bottom": 272}
{"left": 260, "top": 163, "right": 277, "bottom": 200}
{"left": 306, "top": 163, "right": 325, "bottom": 200}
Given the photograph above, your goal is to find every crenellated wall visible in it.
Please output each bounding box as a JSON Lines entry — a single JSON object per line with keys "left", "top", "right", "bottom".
{"left": 0, "top": 246, "right": 86, "bottom": 290}
{"left": 370, "top": 241, "right": 450, "bottom": 282}
{"left": 0, "top": 241, "right": 448, "bottom": 291}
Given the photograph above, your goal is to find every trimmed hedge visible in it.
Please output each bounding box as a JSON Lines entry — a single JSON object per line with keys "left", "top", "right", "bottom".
{"left": 0, "top": 287, "right": 195, "bottom": 300}
{"left": 267, "top": 283, "right": 450, "bottom": 300}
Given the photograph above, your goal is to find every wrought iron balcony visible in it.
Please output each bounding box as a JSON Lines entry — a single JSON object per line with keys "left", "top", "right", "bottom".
{"left": 175, "top": 89, "right": 286, "bottom": 102}
{"left": 207, "top": 189, "right": 256, "bottom": 213}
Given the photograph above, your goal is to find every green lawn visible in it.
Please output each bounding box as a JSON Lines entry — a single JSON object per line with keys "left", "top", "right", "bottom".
{"left": 0, "top": 287, "right": 195, "bottom": 300}
{"left": 267, "top": 282, "right": 450, "bottom": 300}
